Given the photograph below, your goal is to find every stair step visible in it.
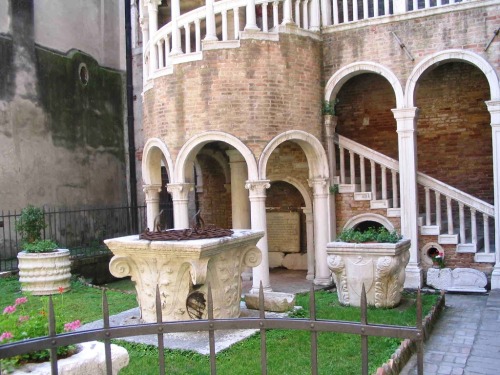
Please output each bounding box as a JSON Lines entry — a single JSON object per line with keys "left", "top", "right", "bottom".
{"left": 387, "top": 208, "right": 401, "bottom": 217}
{"left": 456, "top": 243, "right": 478, "bottom": 253}
{"left": 474, "top": 252, "right": 495, "bottom": 263}
{"left": 421, "top": 225, "right": 440, "bottom": 236}
{"left": 338, "top": 184, "right": 360, "bottom": 193}
{"left": 354, "top": 192, "right": 372, "bottom": 201}
{"left": 370, "top": 199, "right": 392, "bottom": 209}
{"left": 438, "top": 233, "right": 459, "bottom": 245}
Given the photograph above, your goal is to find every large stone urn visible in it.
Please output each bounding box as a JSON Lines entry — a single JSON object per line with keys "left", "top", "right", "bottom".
{"left": 17, "top": 249, "right": 71, "bottom": 295}
{"left": 105, "top": 230, "right": 263, "bottom": 322}
{"left": 326, "top": 239, "right": 410, "bottom": 308}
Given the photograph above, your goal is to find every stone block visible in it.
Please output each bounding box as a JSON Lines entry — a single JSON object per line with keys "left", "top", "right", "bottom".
{"left": 426, "top": 268, "right": 487, "bottom": 293}
{"left": 282, "top": 253, "right": 307, "bottom": 270}
{"left": 244, "top": 292, "right": 296, "bottom": 312}
{"left": 269, "top": 252, "right": 285, "bottom": 268}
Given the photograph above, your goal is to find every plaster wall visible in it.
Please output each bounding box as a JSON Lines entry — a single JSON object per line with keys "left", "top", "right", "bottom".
{"left": 0, "top": 0, "right": 10, "bottom": 34}
{"left": 33, "top": 0, "right": 125, "bottom": 71}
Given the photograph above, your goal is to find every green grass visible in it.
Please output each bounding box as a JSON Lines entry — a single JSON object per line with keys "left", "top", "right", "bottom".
{"left": 0, "top": 277, "right": 439, "bottom": 374}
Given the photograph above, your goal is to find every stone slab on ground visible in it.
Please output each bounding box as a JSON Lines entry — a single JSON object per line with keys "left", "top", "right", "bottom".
{"left": 244, "top": 291, "right": 296, "bottom": 312}
{"left": 79, "top": 303, "right": 288, "bottom": 355}
{"left": 426, "top": 268, "right": 487, "bottom": 293}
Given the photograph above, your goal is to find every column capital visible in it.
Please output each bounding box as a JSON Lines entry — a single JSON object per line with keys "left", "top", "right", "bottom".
{"left": 245, "top": 180, "right": 270, "bottom": 198}
{"left": 392, "top": 107, "right": 419, "bottom": 133}
{"left": 324, "top": 115, "right": 338, "bottom": 137}
{"left": 143, "top": 184, "right": 162, "bottom": 201}
{"left": 486, "top": 100, "right": 500, "bottom": 126}
{"left": 308, "top": 178, "right": 328, "bottom": 196}
{"left": 144, "top": 0, "right": 161, "bottom": 8}
{"left": 167, "top": 183, "right": 194, "bottom": 200}
{"left": 391, "top": 107, "right": 419, "bottom": 120}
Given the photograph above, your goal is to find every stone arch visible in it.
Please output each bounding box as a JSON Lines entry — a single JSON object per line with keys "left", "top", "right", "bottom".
{"left": 142, "top": 137, "right": 174, "bottom": 185}
{"left": 267, "top": 174, "right": 313, "bottom": 210}
{"left": 174, "top": 131, "right": 258, "bottom": 183}
{"left": 324, "top": 61, "right": 404, "bottom": 109}
{"left": 259, "top": 130, "right": 329, "bottom": 180}
{"left": 405, "top": 49, "right": 500, "bottom": 107}
{"left": 343, "top": 213, "right": 395, "bottom": 232}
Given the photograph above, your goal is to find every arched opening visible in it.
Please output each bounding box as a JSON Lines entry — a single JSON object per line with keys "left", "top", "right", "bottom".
{"left": 352, "top": 220, "right": 383, "bottom": 232}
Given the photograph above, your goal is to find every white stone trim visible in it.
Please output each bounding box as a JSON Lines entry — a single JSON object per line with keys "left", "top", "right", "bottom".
{"left": 343, "top": 213, "right": 395, "bottom": 232}
{"left": 405, "top": 49, "right": 500, "bottom": 107}
{"left": 259, "top": 130, "right": 329, "bottom": 180}
{"left": 175, "top": 131, "right": 258, "bottom": 183}
{"left": 324, "top": 61, "right": 404, "bottom": 109}
{"left": 142, "top": 137, "right": 174, "bottom": 185}
{"left": 267, "top": 174, "right": 313, "bottom": 211}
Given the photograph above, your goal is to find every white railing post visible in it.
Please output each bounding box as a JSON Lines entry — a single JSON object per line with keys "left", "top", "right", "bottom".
{"left": 381, "top": 166, "right": 387, "bottom": 200}
{"left": 332, "top": 0, "right": 339, "bottom": 24}
{"left": 393, "top": 0, "right": 409, "bottom": 14}
{"left": 484, "top": 214, "right": 490, "bottom": 253}
{"left": 446, "top": 196, "right": 454, "bottom": 235}
{"left": 295, "top": 0, "right": 301, "bottom": 28}
{"left": 171, "top": 0, "right": 183, "bottom": 55}
{"left": 370, "top": 160, "right": 376, "bottom": 200}
{"left": 222, "top": 10, "right": 228, "bottom": 41}
{"left": 342, "top": 0, "right": 348, "bottom": 23}
{"left": 471, "top": 208, "right": 477, "bottom": 245}
{"left": 310, "top": 0, "right": 320, "bottom": 31}
{"left": 195, "top": 19, "right": 201, "bottom": 52}
{"left": 435, "top": 191, "right": 442, "bottom": 229}
{"left": 413, "top": 0, "right": 418, "bottom": 11}
{"left": 352, "top": 0, "right": 358, "bottom": 21}
{"left": 459, "top": 203, "right": 465, "bottom": 244}
{"left": 349, "top": 150, "right": 355, "bottom": 185}
{"left": 362, "top": 0, "right": 368, "bottom": 19}
{"left": 262, "top": 2, "right": 269, "bottom": 32}
{"left": 205, "top": 0, "right": 219, "bottom": 40}
{"left": 425, "top": 187, "right": 431, "bottom": 226}
{"left": 320, "top": 0, "right": 332, "bottom": 26}
{"left": 184, "top": 24, "right": 191, "bottom": 53}
{"left": 360, "top": 156, "right": 366, "bottom": 192}
{"left": 283, "top": 0, "right": 294, "bottom": 24}
{"left": 147, "top": 0, "right": 161, "bottom": 72}
{"left": 245, "top": 0, "right": 260, "bottom": 31}
{"left": 374, "top": 0, "right": 379, "bottom": 17}
{"left": 233, "top": 7, "right": 240, "bottom": 39}
{"left": 339, "top": 146, "right": 346, "bottom": 184}
{"left": 273, "top": 1, "right": 280, "bottom": 28}
{"left": 157, "top": 41, "right": 164, "bottom": 68}
{"left": 392, "top": 170, "right": 398, "bottom": 208}
{"left": 384, "top": 0, "right": 390, "bottom": 15}
{"left": 164, "top": 36, "right": 170, "bottom": 65}
{"left": 303, "top": 0, "right": 310, "bottom": 29}
{"left": 424, "top": 0, "right": 430, "bottom": 9}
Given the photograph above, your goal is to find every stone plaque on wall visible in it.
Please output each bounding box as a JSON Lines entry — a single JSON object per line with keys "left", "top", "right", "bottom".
{"left": 267, "top": 212, "right": 300, "bottom": 253}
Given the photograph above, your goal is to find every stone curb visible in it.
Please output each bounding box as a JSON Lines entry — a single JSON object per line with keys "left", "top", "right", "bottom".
{"left": 375, "top": 291, "right": 446, "bottom": 375}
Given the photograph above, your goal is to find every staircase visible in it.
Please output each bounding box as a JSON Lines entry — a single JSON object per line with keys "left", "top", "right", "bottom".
{"left": 334, "top": 134, "right": 496, "bottom": 263}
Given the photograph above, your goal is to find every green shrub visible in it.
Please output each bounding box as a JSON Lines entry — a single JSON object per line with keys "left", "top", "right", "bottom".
{"left": 22, "top": 239, "right": 58, "bottom": 253}
{"left": 15, "top": 205, "right": 46, "bottom": 244}
{"left": 336, "top": 227, "right": 402, "bottom": 244}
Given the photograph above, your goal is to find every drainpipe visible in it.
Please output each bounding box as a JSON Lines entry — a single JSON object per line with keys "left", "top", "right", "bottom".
{"left": 125, "top": 0, "right": 138, "bottom": 232}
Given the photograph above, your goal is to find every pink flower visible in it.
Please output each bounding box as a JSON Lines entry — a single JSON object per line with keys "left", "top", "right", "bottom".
{"left": 15, "top": 297, "right": 28, "bottom": 306}
{"left": 3, "top": 305, "right": 16, "bottom": 314}
{"left": 18, "top": 315, "right": 30, "bottom": 322}
{"left": 0, "top": 332, "right": 13, "bottom": 342}
{"left": 64, "top": 320, "right": 81, "bottom": 332}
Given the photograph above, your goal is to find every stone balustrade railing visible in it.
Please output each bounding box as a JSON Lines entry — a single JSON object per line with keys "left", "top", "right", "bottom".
{"left": 142, "top": 0, "right": 470, "bottom": 83}
{"left": 335, "top": 134, "right": 495, "bottom": 261}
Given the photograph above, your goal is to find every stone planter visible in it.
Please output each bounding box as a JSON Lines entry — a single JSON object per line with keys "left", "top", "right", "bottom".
{"left": 105, "top": 229, "right": 263, "bottom": 322}
{"left": 326, "top": 239, "right": 410, "bottom": 308}
{"left": 12, "top": 341, "right": 129, "bottom": 375}
{"left": 17, "top": 249, "right": 71, "bottom": 295}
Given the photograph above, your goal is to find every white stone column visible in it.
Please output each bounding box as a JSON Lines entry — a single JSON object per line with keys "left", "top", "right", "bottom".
{"left": 282, "top": 0, "right": 294, "bottom": 25}
{"left": 146, "top": 0, "right": 161, "bottom": 72}
{"left": 487, "top": 101, "right": 500, "bottom": 289}
{"left": 245, "top": 180, "right": 272, "bottom": 292}
{"left": 170, "top": 0, "right": 182, "bottom": 55}
{"left": 227, "top": 151, "right": 252, "bottom": 280}
{"left": 244, "top": 0, "right": 260, "bottom": 31}
{"left": 139, "top": 6, "right": 149, "bottom": 85}
{"left": 303, "top": 207, "right": 315, "bottom": 280}
{"left": 167, "top": 183, "right": 194, "bottom": 229}
{"left": 131, "top": 0, "right": 139, "bottom": 48}
{"left": 392, "top": 107, "right": 422, "bottom": 288}
{"left": 325, "top": 115, "right": 338, "bottom": 240}
{"left": 143, "top": 184, "right": 162, "bottom": 231}
{"left": 309, "top": 178, "right": 331, "bottom": 285}
{"left": 310, "top": 0, "right": 321, "bottom": 32}
{"left": 205, "top": 0, "right": 219, "bottom": 41}
{"left": 393, "top": 1, "right": 409, "bottom": 14}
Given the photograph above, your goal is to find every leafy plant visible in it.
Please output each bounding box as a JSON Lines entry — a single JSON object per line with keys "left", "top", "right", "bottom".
{"left": 322, "top": 99, "right": 339, "bottom": 116}
{"left": 0, "top": 292, "right": 81, "bottom": 371}
{"left": 329, "top": 184, "right": 339, "bottom": 194}
{"left": 336, "top": 227, "right": 402, "bottom": 244}
{"left": 15, "top": 206, "right": 57, "bottom": 253}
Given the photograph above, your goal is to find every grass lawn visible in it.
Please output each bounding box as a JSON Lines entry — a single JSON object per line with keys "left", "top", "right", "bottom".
{"left": 0, "top": 277, "right": 439, "bottom": 374}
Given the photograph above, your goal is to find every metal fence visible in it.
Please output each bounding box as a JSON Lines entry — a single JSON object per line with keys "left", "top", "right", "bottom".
{"left": 0, "top": 206, "right": 150, "bottom": 272}
{"left": 0, "top": 285, "right": 424, "bottom": 375}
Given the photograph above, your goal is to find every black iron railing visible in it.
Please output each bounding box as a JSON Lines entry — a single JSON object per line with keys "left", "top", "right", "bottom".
{"left": 0, "top": 206, "right": 151, "bottom": 272}
{"left": 0, "top": 285, "right": 424, "bottom": 375}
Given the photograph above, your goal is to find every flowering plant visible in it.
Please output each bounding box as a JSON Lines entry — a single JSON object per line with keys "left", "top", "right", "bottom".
{"left": 0, "top": 290, "right": 81, "bottom": 372}
{"left": 431, "top": 253, "right": 446, "bottom": 269}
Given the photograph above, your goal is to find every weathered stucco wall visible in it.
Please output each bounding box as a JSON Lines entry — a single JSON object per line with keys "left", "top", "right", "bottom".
{"left": 0, "top": 0, "right": 10, "bottom": 34}
{"left": 0, "top": 0, "right": 127, "bottom": 211}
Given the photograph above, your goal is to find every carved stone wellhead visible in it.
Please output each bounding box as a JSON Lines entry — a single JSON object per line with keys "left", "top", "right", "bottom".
{"left": 105, "top": 230, "right": 263, "bottom": 322}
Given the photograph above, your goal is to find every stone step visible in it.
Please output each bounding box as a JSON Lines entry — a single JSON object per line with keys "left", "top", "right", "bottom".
{"left": 354, "top": 192, "right": 372, "bottom": 201}
{"left": 370, "top": 199, "right": 392, "bottom": 210}
{"left": 338, "top": 184, "right": 360, "bottom": 193}
{"left": 438, "top": 233, "right": 459, "bottom": 245}
{"left": 387, "top": 208, "right": 401, "bottom": 217}
{"left": 421, "top": 225, "right": 440, "bottom": 236}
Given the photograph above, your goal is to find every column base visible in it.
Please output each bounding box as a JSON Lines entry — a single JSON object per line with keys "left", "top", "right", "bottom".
{"left": 306, "top": 272, "right": 315, "bottom": 281}
{"left": 313, "top": 276, "right": 332, "bottom": 286}
{"left": 491, "top": 266, "right": 500, "bottom": 289}
{"left": 249, "top": 285, "right": 272, "bottom": 294}
{"left": 404, "top": 263, "right": 423, "bottom": 289}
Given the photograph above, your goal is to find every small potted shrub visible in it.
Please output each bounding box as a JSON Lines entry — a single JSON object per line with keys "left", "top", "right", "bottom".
{"left": 16, "top": 205, "right": 71, "bottom": 295}
{"left": 327, "top": 226, "right": 410, "bottom": 308}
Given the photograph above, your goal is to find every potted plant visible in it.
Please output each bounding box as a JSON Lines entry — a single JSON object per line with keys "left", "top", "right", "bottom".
{"left": 326, "top": 227, "right": 410, "bottom": 308}
{"left": 16, "top": 205, "right": 71, "bottom": 295}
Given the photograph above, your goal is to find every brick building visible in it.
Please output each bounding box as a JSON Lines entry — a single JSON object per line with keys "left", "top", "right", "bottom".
{"left": 136, "top": 0, "right": 500, "bottom": 290}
